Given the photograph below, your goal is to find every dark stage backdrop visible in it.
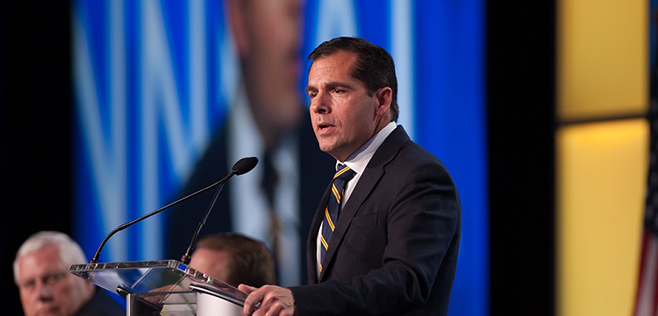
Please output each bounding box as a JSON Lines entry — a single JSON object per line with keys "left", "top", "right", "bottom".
{"left": 0, "top": 2, "right": 73, "bottom": 315}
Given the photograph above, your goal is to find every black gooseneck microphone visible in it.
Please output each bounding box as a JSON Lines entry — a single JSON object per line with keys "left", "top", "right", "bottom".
{"left": 180, "top": 156, "right": 258, "bottom": 264}
{"left": 89, "top": 157, "right": 259, "bottom": 264}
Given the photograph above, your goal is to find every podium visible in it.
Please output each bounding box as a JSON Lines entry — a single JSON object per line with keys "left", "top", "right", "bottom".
{"left": 70, "top": 260, "right": 246, "bottom": 316}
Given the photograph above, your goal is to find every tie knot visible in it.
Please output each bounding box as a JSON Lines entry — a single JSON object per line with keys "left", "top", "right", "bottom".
{"left": 334, "top": 164, "right": 356, "bottom": 182}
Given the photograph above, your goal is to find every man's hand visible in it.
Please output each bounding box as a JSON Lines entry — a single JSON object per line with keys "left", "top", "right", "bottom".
{"left": 239, "top": 284, "right": 297, "bottom": 316}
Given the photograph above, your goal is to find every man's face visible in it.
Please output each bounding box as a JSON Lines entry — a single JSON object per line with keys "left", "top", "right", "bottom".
{"left": 189, "top": 248, "right": 231, "bottom": 285}
{"left": 240, "top": 0, "right": 304, "bottom": 136}
{"left": 16, "top": 245, "right": 93, "bottom": 316}
{"left": 306, "top": 51, "right": 390, "bottom": 161}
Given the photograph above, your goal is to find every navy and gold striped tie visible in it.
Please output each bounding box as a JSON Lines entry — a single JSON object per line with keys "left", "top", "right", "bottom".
{"left": 320, "top": 164, "right": 356, "bottom": 272}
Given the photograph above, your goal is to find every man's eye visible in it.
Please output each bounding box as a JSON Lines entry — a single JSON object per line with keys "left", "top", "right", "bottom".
{"left": 21, "top": 280, "right": 35, "bottom": 290}
{"left": 44, "top": 272, "right": 66, "bottom": 285}
{"left": 308, "top": 92, "right": 317, "bottom": 98}
{"left": 333, "top": 89, "right": 343, "bottom": 94}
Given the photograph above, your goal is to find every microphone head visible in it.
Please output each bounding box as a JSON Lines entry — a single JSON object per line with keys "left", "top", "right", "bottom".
{"left": 232, "top": 157, "right": 258, "bottom": 175}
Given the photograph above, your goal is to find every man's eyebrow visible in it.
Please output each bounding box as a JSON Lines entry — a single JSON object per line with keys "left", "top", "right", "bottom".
{"left": 324, "top": 81, "right": 351, "bottom": 88}
{"left": 314, "top": 81, "right": 354, "bottom": 89}
{"left": 305, "top": 81, "right": 353, "bottom": 93}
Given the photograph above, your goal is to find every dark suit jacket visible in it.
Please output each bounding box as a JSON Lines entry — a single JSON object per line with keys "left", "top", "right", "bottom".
{"left": 165, "top": 115, "right": 334, "bottom": 284}
{"left": 290, "top": 126, "right": 461, "bottom": 316}
{"left": 76, "top": 289, "right": 125, "bottom": 316}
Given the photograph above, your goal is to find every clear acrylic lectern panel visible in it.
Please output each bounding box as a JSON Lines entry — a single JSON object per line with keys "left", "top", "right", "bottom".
{"left": 70, "top": 260, "right": 247, "bottom": 316}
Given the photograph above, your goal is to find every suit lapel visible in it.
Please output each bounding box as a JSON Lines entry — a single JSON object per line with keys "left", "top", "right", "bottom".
{"left": 317, "top": 126, "right": 409, "bottom": 281}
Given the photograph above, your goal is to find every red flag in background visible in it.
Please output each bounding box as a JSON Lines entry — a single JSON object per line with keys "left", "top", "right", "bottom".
{"left": 635, "top": 230, "right": 658, "bottom": 316}
{"left": 634, "top": 7, "right": 658, "bottom": 315}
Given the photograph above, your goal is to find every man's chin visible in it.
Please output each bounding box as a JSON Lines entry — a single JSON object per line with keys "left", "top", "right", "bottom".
{"left": 33, "top": 306, "right": 62, "bottom": 316}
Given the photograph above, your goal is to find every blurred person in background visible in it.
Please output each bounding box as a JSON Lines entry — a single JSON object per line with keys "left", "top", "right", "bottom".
{"left": 14, "top": 231, "right": 124, "bottom": 316}
{"left": 167, "top": 0, "right": 333, "bottom": 286}
{"left": 189, "top": 232, "right": 276, "bottom": 287}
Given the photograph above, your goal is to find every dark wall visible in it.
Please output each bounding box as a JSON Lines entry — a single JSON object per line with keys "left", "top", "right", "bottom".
{"left": 0, "top": 2, "right": 72, "bottom": 314}
{"left": 487, "top": 1, "right": 556, "bottom": 315}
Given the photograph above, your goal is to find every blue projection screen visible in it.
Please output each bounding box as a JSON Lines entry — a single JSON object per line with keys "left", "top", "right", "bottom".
{"left": 73, "top": 1, "right": 486, "bottom": 315}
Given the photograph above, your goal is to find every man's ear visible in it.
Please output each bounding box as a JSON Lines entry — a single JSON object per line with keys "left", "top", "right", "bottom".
{"left": 226, "top": 0, "right": 249, "bottom": 59}
{"left": 374, "top": 87, "right": 392, "bottom": 117}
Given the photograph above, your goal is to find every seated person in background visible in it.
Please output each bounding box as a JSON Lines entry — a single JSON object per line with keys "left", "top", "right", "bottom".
{"left": 13, "top": 231, "right": 125, "bottom": 316}
{"left": 189, "top": 232, "right": 276, "bottom": 287}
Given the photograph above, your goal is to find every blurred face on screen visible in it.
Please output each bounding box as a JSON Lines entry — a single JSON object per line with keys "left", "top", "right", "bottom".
{"left": 16, "top": 244, "right": 94, "bottom": 316}
{"left": 228, "top": 0, "right": 305, "bottom": 148}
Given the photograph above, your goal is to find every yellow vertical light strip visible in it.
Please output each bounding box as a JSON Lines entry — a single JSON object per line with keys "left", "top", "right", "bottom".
{"left": 556, "top": 0, "right": 649, "bottom": 314}
{"left": 557, "top": 0, "right": 647, "bottom": 121}
{"left": 556, "top": 120, "right": 648, "bottom": 316}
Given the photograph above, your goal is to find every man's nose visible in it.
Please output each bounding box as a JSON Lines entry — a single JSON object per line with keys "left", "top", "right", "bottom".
{"left": 311, "top": 91, "right": 330, "bottom": 114}
{"left": 36, "top": 282, "right": 54, "bottom": 301}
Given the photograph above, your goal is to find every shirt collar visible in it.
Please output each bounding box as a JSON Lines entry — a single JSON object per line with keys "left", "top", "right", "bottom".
{"left": 337, "top": 122, "right": 397, "bottom": 175}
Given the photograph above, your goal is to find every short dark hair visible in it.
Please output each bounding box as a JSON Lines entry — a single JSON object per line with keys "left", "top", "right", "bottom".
{"left": 308, "top": 37, "right": 399, "bottom": 122}
{"left": 196, "top": 233, "right": 276, "bottom": 287}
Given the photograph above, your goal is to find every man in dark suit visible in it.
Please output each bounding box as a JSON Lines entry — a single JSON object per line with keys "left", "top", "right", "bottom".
{"left": 239, "top": 37, "right": 461, "bottom": 316}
